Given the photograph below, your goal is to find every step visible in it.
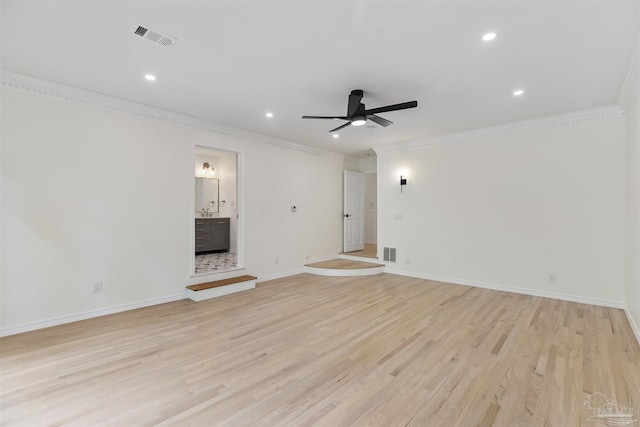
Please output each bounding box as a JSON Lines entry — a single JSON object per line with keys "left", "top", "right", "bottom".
{"left": 185, "top": 275, "right": 257, "bottom": 301}
{"left": 187, "top": 267, "right": 247, "bottom": 286}
{"left": 339, "top": 253, "right": 380, "bottom": 262}
{"left": 303, "top": 259, "right": 385, "bottom": 277}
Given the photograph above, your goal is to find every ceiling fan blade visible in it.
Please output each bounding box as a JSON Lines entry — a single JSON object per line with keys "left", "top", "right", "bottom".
{"left": 365, "top": 100, "right": 418, "bottom": 115}
{"left": 368, "top": 114, "right": 393, "bottom": 127}
{"left": 329, "top": 122, "right": 351, "bottom": 132}
{"left": 301, "top": 115, "right": 348, "bottom": 120}
{"left": 347, "top": 90, "right": 364, "bottom": 117}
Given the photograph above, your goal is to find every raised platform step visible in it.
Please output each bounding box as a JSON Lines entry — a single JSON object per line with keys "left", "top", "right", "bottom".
{"left": 185, "top": 275, "right": 257, "bottom": 301}
{"left": 186, "top": 268, "right": 247, "bottom": 286}
{"left": 339, "top": 253, "right": 380, "bottom": 262}
{"left": 303, "top": 259, "right": 385, "bottom": 277}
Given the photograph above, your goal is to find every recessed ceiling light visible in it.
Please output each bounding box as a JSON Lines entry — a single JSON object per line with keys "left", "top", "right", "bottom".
{"left": 332, "top": 134, "right": 339, "bottom": 139}
{"left": 482, "top": 32, "right": 497, "bottom": 41}
{"left": 265, "top": 112, "right": 274, "bottom": 118}
{"left": 144, "top": 74, "right": 156, "bottom": 81}
{"left": 513, "top": 89, "right": 525, "bottom": 96}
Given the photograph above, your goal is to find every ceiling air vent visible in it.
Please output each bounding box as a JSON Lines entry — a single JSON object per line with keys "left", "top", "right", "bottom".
{"left": 132, "top": 23, "right": 177, "bottom": 48}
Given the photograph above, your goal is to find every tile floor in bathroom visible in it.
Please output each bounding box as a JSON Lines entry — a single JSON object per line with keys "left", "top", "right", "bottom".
{"left": 194, "top": 251, "right": 237, "bottom": 275}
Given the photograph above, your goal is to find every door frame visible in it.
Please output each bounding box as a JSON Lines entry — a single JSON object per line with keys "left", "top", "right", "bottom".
{"left": 189, "top": 143, "right": 245, "bottom": 280}
{"left": 343, "top": 170, "right": 365, "bottom": 253}
{"left": 363, "top": 170, "right": 377, "bottom": 248}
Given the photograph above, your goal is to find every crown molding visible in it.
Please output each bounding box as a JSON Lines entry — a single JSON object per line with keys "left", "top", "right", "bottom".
{"left": 373, "top": 104, "right": 624, "bottom": 155}
{"left": 0, "top": 71, "right": 343, "bottom": 160}
{"left": 2, "top": 71, "right": 626, "bottom": 160}
{"left": 617, "top": 38, "right": 639, "bottom": 108}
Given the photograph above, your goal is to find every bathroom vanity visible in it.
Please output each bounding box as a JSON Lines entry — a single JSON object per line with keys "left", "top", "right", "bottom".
{"left": 195, "top": 218, "right": 230, "bottom": 253}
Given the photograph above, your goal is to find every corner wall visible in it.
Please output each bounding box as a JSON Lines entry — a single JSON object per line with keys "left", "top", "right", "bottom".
{"left": 376, "top": 109, "right": 626, "bottom": 306}
{"left": 620, "top": 40, "right": 640, "bottom": 340}
{"left": 0, "top": 78, "right": 343, "bottom": 335}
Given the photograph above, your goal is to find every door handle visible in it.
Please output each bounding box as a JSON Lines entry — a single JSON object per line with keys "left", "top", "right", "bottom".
{"left": 344, "top": 214, "right": 350, "bottom": 218}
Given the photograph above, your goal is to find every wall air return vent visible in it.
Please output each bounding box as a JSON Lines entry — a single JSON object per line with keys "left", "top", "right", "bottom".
{"left": 383, "top": 247, "right": 396, "bottom": 262}
{"left": 132, "top": 23, "right": 177, "bottom": 48}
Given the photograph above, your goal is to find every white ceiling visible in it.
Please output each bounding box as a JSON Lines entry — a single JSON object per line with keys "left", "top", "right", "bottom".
{"left": 2, "top": 1, "right": 638, "bottom": 155}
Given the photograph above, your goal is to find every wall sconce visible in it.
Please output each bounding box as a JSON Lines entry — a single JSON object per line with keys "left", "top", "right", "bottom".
{"left": 202, "top": 162, "right": 215, "bottom": 175}
{"left": 400, "top": 175, "right": 407, "bottom": 192}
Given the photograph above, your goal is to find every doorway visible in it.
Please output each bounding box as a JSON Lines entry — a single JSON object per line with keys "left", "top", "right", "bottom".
{"left": 192, "top": 146, "right": 242, "bottom": 275}
{"left": 342, "top": 168, "right": 378, "bottom": 259}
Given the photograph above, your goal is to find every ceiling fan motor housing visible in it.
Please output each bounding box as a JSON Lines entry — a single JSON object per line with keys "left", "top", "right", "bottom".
{"left": 301, "top": 89, "right": 418, "bottom": 133}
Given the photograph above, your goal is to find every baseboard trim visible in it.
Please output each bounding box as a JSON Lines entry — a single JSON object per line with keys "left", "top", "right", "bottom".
{"left": 385, "top": 269, "right": 625, "bottom": 309}
{"left": 5, "top": 270, "right": 631, "bottom": 341}
{"left": 307, "top": 254, "right": 342, "bottom": 264}
{"left": 256, "top": 268, "right": 304, "bottom": 283}
{"left": 0, "top": 293, "right": 185, "bottom": 337}
{"left": 624, "top": 307, "right": 640, "bottom": 346}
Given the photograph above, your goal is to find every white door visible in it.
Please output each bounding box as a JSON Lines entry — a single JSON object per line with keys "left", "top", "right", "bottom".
{"left": 344, "top": 170, "right": 365, "bottom": 253}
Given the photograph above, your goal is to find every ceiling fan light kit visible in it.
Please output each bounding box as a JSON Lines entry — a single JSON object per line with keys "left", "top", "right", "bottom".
{"left": 302, "top": 89, "right": 418, "bottom": 133}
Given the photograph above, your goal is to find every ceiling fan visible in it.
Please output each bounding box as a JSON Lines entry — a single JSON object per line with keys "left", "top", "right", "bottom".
{"left": 302, "top": 89, "right": 418, "bottom": 132}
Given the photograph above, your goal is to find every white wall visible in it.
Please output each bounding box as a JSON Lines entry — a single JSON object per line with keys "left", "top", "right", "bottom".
{"left": 376, "top": 112, "right": 626, "bottom": 306}
{"left": 344, "top": 154, "right": 376, "bottom": 174}
{"left": 217, "top": 149, "right": 238, "bottom": 252}
{"left": 364, "top": 173, "right": 377, "bottom": 244}
{"left": 621, "top": 41, "right": 640, "bottom": 338}
{"left": 0, "top": 82, "right": 343, "bottom": 334}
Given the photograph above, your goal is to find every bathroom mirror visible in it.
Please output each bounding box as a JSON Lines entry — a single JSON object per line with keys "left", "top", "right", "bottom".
{"left": 195, "top": 178, "right": 219, "bottom": 214}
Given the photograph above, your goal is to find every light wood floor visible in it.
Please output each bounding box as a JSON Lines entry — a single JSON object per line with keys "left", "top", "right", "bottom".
{"left": 2, "top": 274, "right": 639, "bottom": 426}
{"left": 342, "top": 243, "right": 377, "bottom": 259}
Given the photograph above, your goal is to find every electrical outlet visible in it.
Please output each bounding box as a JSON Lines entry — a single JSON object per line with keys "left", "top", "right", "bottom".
{"left": 275, "top": 257, "right": 279, "bottom": 264}
{"left": 548, "top": 274, "right": 557, "bottom": 284}
{"left": 305, "top": 254, "right": 310, "bottom": 260}
{"left": 406, "top": 257, "right": 411, "bottom": 265}
{"left": 93, "top": 281, "right": 103, "bottom": 293}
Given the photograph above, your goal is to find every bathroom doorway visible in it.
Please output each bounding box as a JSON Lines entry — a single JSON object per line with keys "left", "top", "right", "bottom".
{"left": 192, "top": 145, "right": 243, "bottom": 276}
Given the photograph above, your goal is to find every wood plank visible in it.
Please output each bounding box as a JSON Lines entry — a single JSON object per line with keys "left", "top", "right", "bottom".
{"left": 186, "top": 275, "right": 257, "bottom": 291}
{"left": 1, "top": 273, "right": 639, "bottom": 426}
